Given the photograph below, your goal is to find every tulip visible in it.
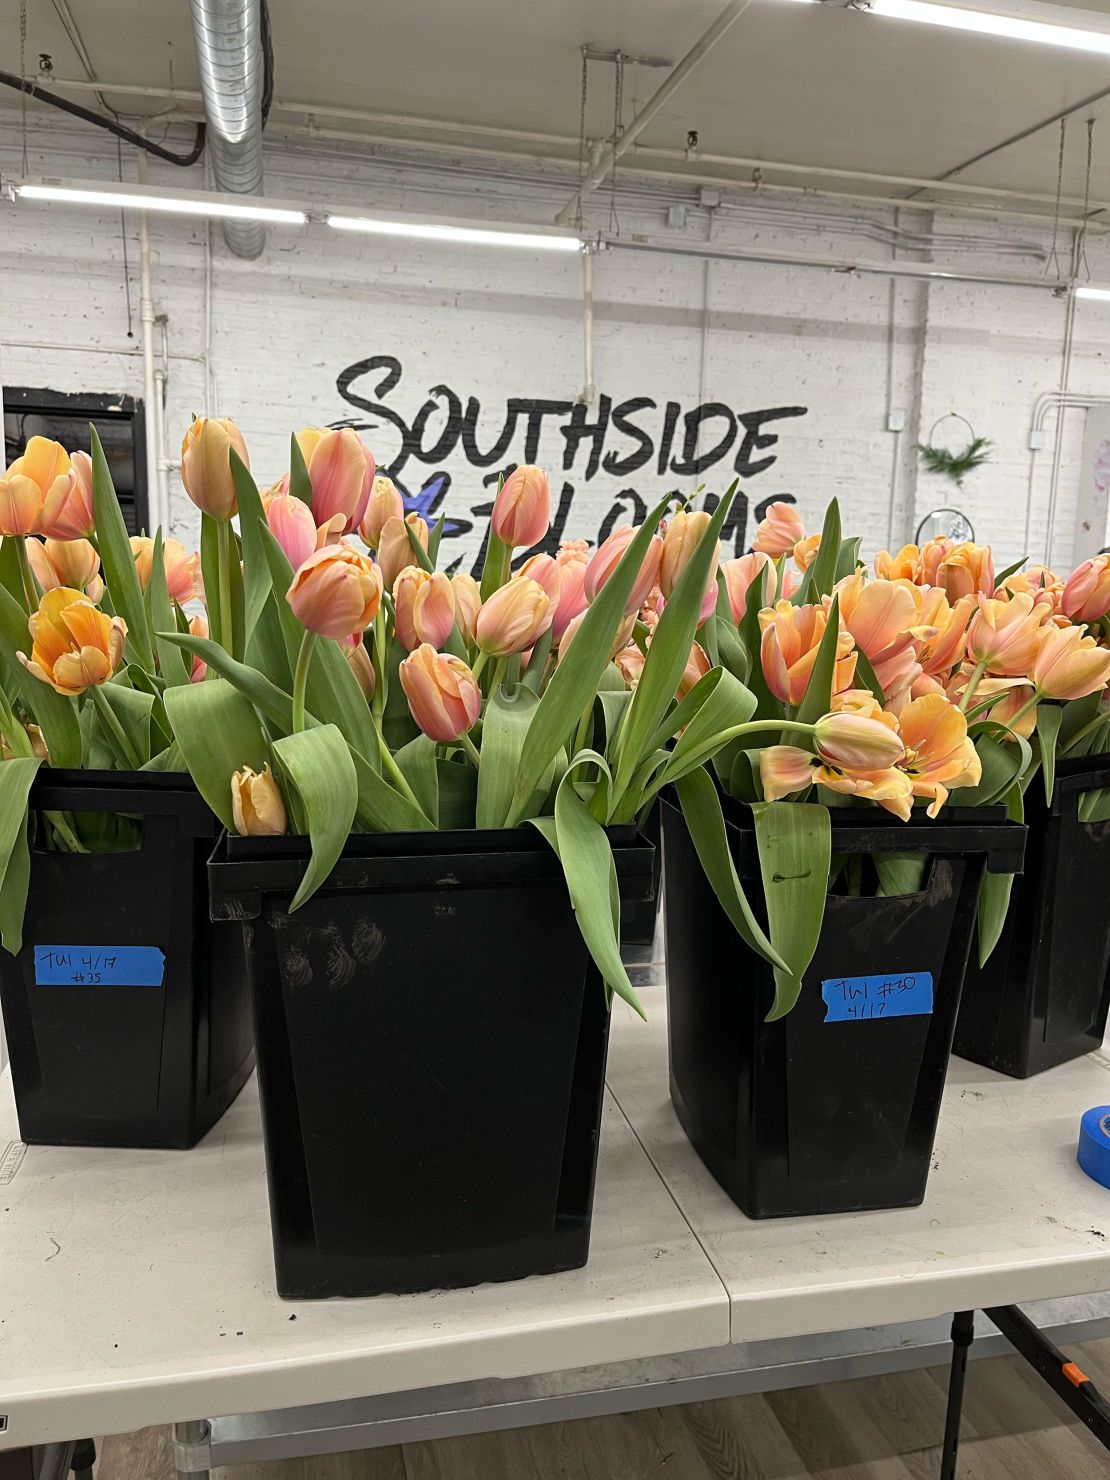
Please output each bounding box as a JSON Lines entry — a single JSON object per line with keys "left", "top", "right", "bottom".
{"left": 393, "top": 566, "right": 456, "bottom": 651}
{"left": 231, "top": 764, "right": 288, "bottom": 836}
{"left": 897, "top": 692, "right": 981, "bottom": 816}
{"left": 813, "top": 710, "right": 905, "bottom": 772}
{"left": 660, "top": 510, "right": 713, "bottom": 595}
{"left": 759, "top": 600, "right": 856, "bottom": 707}
{"left": 518, "top": 552, "right": 563, "bottom": 605}
{"left": 837, "top": 576, "right": 924, "bottom": 663}
{"left": 966, "top": 592, "right": 1047, "bottom": 676}
{"left": 451, "top": 571, "right": 482, "bottom": 646}
{"left": 1063, "top": 553, "right": 1110, "bottom": 625}
{"left": 759, "top": 743, "right": 914, "bottom": 819}
{"left": 358, "top": 475, "right": 404, "bottom": 549}
{"left": 345, "top": 636, "right": 377, "bottom": 701}
{"left": 793, "top": 533, "right": 821, "bottom": 573}
{"left": 287, "top": 542, "right": 383, "bottom": 641}
{"left": 584, "top": 524, "right": 664, "bottom": 617}
{"left": 952, "top": 675, "right": 1037, "bottom": 740}
{"left": 266, "top": 492, "right": 318, "bottom": 571}
{"left": 874, "top": 544, "right": 924, "bottom": 583}
{"left": 0, "top": 437, "right": 79, "bottom": 538}
{"left": 722, "top": 552, "right": 777, "bottom": 622}
{"left": 917, "top": 589, "right": 973, "bottom": 678}
{"left": 298, "top": 426, "right": 374, "bottom": 534}
{"left": 752, "top": 501, "right": 805, "bottom": 559}
{"left": 1, "top": 722, "right": 48, "bottom": 761}
{"left": 180, "top": 417, "right": 249, "bottom": 521}
{"left": 921, "top": 536, "right": 956, "bottom": 587}
{"left": 130, "top": 536, "right": 200, "bottom": 605}
{"left": 19, "top": 587, "right": 126, "bottom": 696}
{"left": 677, "top": 641, "right": 712, "bottom": 700}
{"left": 559, "top": 609, "right": 635, "bottom": 665}
{"left": 399, "top": 643, "right": 482, "bottom": 743}
{"left": 188, "top": 613, "right": 209, "bottom": 683}
{"left": 26, "top": 537, "right": 101, "bottom": 599}
{"left": 474, "top": 575, "right": 552, "bottom": 657}
{"left": 491, "top": 465, "right": 550, "bottom": 549}
{"left": 938, "top": 542, "right": 995, "bottom": 602}
{"left": 1032, "top": 623, "right": 1110, "bottom": 700}
{"left": 1000, "top": 563, "right": 1064, "bottom": 614}
{"left": 552, "top": 540, "right": 590, "bottom": 641}
{"left": 614, "top": 643, "right": 646, "bottom": 689}
{"left": 377, "top": 513, "right": 429, "bottom": 592}
{"left": 781, "top": 568, "right": 802, "bottom": 599}
{"left": 50, "top": 449, "right": 96, "bottom": 540}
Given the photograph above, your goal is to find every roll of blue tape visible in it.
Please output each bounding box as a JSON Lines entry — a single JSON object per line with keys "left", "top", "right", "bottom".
{"left": 1077, "top": 1106, "right": 1110, "bottom": 1189}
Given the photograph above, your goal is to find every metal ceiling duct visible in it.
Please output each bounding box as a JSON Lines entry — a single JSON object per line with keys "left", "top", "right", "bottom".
{"left": 189, "top": 0, "right": 267, "bottom": 258}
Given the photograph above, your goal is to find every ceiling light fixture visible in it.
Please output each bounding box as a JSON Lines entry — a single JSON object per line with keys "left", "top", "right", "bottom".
{"left": 13, "top": 179, "right": 307, "bottom": 224}
{"left": 859, "top": 0, "right": 1110, "bottom": 56}
{"left": 1075, "top": 286, "right": 1110, "bottom": 302}
{"left": 326, "top": 215, "right": 585, "bottom": 252}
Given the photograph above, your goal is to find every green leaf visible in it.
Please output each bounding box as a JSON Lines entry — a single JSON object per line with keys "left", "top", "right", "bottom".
{"left": 793, "top": 593, "right": 842, "bottom": 726}
{"left": 1035, "top": 702, "right": 1062, "bottom": 807}
{"left": 834, "top": 535, "right": 862, "bottom": 582}
{"left": 672, "top": 768, "right": 787, "bottom": 971}
{"left": 874, "top": 853, "right": 928, "bottom": 897}
{"left": 273, "top": 725, "right": 358, "bottom": 911}
{"left": 159, "top": 630, "right": 299, "bottom": 734}
{"left": 805, "top": 498, "right": 842, "bottom": 600}
{"left": 245, "top": 593, "right": 294, "bottom": 693}
{"left": 141, "top": 740, "right": 187, "bottom": 772}
{"left": 0, "top": 757, "right": 42, "bottom": 954}
{"left": 99, "top": 681, "right": 155, "bottom": 764}
{"left": 288, "top": 431, "right": 313, "bottom": 507}
{"left": 750, "top": 799, "right": 831, "bottom": 1020}
{"left": 148, "top": 531, "right": 191, "bottom": 688}
{"left": 90, "top": 425, "right": 155, "bottom": 673}
{"left": 428, "top": 513, "right": 445, "bottom": 566}
{"left": 200, "top": 511, "right": 223, "bottom": 654}
{"left": 978, "top": 782, "right": 1023, "bottom": 965}
{"left": 0, "top": 582, "right": 81, "bottom": 767}
{"left": 647, "top": 668, "right": 758, "bottom": 798}
{"left": 993, "top": 556, "right": 1027, "bottom": 586}
{"left": 164, "top": 679, "right": 271, "bottom": 829}
{"left": 0, "top": 538, "right": 28, "bottom": 611}
{"left": 394, "top": 734, "right": 439, "bottom": 824}
{"left": 852, "top": 648, "right": 886, "bottom": 705}
{"left": 437, "top": 756, "right": 478, "bottom": 828}
{"left": 231, "top": 450, "right": 273, "bottom": 646}
{"left": 1059, "top": 690, "right": 1102, "bottom": 753}
{"left": 953, "top": 727, "right": 1031, "bottom": 806}
{"left": 521, "top": 625, "right": 554, "bottom": 694}
{"left": 715, "top": 613, "right": 750, "bottom": 685}
{"left": 531, "top": 771, "right": 645, "bottom": 1018}
{"left": 477, "top": 683, "right": 540, "bottom": 827}
{"left": 739, "top": 563, "right": 779, "bottom": 717}
{"left": 350, "top": 746, "right": 435, "bottom": 832}
{"left": 405, "top": 520, "right": 435, "bottom": 574}
{"left": 506, "top": 493, "right": 675, "bottom": 825}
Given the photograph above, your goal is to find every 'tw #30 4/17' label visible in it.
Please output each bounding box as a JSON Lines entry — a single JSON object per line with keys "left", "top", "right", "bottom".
{"left": 820, "top": 971, "right": 933, "bottom": 1023}
{"left": 33, "top": 946, "right": 166, "bottom": 987}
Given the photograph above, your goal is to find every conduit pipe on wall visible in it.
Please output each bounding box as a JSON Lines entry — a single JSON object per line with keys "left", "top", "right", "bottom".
{"left": 136, "top": 158, "right": 162, "bottom": 531}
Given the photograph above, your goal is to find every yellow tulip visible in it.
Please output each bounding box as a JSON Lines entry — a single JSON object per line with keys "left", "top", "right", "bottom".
{"left": 18, "top": 587, "right": 126, "bottom": 696}
{"left": 231, "top": 764, "right": 288, "bottom": 836}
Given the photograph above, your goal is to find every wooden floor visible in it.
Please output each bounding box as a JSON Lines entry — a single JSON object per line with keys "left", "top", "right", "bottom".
{"left": 94, "top": 1339, "right": 1110, "bottom": 1479}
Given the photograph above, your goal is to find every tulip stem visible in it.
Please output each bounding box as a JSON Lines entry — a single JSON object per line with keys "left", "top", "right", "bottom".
{"left": 91, "top": 684, "right": 141, "bottom": 771}
{"left": 370, "top": 609, "right": 388, "bottom": 722}
{"left": 372, "top": 723, "right": 427, "bottom": 816}
{"left": 958, "top": 656, "right": 989, "bottom": 714}
{"left": 217, "top": 518, "right": 234, "bottom": 655}
{"left": 460, "top": 733, "right": 482, "bottom": 768}
{"left": 45, "top": 810, "right": 87, "bottom": 853}
{"left": 12, "top": 536, "right": 39, "bottom": 612}
{"left": 489, "top": 657, "right": 508, "bottom": 696}
{"left": 470, "top": 650, "right": 490, "bottom": 686}
{"left": 1061, "top": 710, "right": 1106, "bottom": 755}
{"left": 292, "top": 630, "right": 318, "bottom": 734}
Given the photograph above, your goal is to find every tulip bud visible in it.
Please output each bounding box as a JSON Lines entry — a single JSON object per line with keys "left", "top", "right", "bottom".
{"left": 1032, "top": 623, "right": 1110, "bottom": 700}
{"left": 660, "top": 510, "right": 712, "bottom": 597}
{"left": 377, "top": 512, "right": 429, "bottom": 591}
{"left": 50, "top": 449, "right": 97, "bottom": 540}
{"left": 722, "top": 552, "right": 777, "bottom": 622}
{"left": 813, "top": 711, "right": 905, "bottom": 771}
{"left": 614, "top": 643, "right": 646, "bottom": 688}
{"left": 677, "top": 641, "right": 712, "bottom": 700}
{"left": 188, "top": 613, "right": 209, "bottom": 683}
{"left": 491, "top": 465, "right": 550, "bottom": 549}
{"left": 19, "top": 587, "right": 127, "bottom": 696}
{"left": 1063, "top": 553, "right": 1110, "bottom": 625}
{"left": 393, "top": 566, "right": 456, "bottom": 651}
{"left": 358, "top": 475, "right": 404, "bottom": 549}
{"left": 475, "top": 575, "right": 553, "bottom": 657}
{"left": 559, "top": 609, "right": 635, "bottom": 664}
{"left": 552, "top": 540, "right": 590, "bottom": 641}
{"left": 451, "top": 572, "right": 482, "bottom": 646}
{"left": 231, "top": 764, "right": 288, "bottom": 836}
{"left": 752, "top": 501, "right": 805, "bottom": 559}
{"left": 26, "top": 536, "right": 101, "bottom": 599}
{"left": 584, "top": 524, "right": 664, "bottom": 616}
{"left": 793, "top": 533, "right": 821, "bottom": 573}
{"left": 287, "top": 542, "right": 383, "bottom": 641}
{"left": 938, "top": 542, "right": 995, "bottom": 602}
{"left": 345, "top": 636, "right": 377, "bottom": 701}
{"left": 399, "top": 644, "right": 482, "bottom": 743}
{"left": 299, "top": 426, "right": 374, "bottom": 534}
{"left": 518, "top": 552, "right": 562, "bottom": 605}
{"left": 266, "top": 492, "right": 318, "bottom": 572}
{"left": 180, "top": 417, "right": 249, "bottom": 522}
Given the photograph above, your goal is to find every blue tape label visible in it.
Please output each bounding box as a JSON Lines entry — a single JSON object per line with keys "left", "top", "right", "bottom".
{"left": 34, "top": 946, "right": 166, "bottom": 987}
{"left": 821, "top": 971, "right": 933, "bottom": 1023}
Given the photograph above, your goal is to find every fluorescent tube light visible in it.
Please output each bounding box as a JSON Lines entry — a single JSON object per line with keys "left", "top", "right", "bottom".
{"left": 1075, "top": 286, "right": 1110, "bottom": 302}
{"left": 327, "top": 215, "right": 584, "bottom": 251}
{"left": 862, "top": 0, "right": 1110, "bottom": 56}
{"left": 15, "top": 181, "right": 306, "bottom": 224}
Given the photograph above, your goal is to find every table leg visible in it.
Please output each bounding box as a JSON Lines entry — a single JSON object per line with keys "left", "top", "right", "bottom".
{"left": 172, "top": 1421, "right": 211, "bottom": 1480}
{"left": 68, "top": 1440, "right": 95, "bottom": 1480}
{"left": 939, "top": 1310, "right": 975, "bottom": 1480}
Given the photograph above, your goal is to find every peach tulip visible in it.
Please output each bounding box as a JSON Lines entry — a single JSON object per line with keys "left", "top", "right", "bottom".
{"left": 660, "top": 510, "right": 715, "bottom": 594}
{"left": 399, "top": 644, "right": 481, "bottom": 742}
{"left": 760, "top": 743, "right": 914, "bottom": 818}
{"left": 759, "top": 600, "right": 857, "bottom": 707}
{"left": 181, "top": 417, "right": 249, "bottom": 521}
{"left": 358, "top": 475, "right": 403, "bottom": 549}
{"left": 952, "top": 675, "right": 1037, "bottom": 740}
{"left": 451, "top": 571, "right": 482, "bottom": 646}
{"left": 50, "top": 449, "right": 96, "bottom": 540}
{"left": 491, "top": 465, "right": 550, "bottom": 550}
{"left": 518, "top": 552, "right": 562, "bottom": 605}
{"left": 188, "top": 613, "right": 209, "bottom": 683}
{"left": 552, "top": 540, "right": 590, "bottom": 641}
{"left": 26, "top": 537, "right": 101, "bottom": 600}
{"left": 393, "top": 566, "right": 456, "bottom": 652}
{"left": 722, "top": 552, "right": 777, "bottom": 622}
{"left": 0, "top": 436, "right": 79, "bottom": 538}
{"left": 287, "top": 542, "right": 383, "bottom": 641}
{"left": 1000, "top": 564, "right": 1064, "bottom": 615}
{"left": 938, "top": 542, "right": 995, "bottom": 602}
{"left": 677, "top": 641, "right": 712, "bottom": 700}
{"left": 345, "top": 636, "right": 377, "bottom": 701}
{"left": 920, "top": 536, "right": 956, "bottom": 587}
{"left": 813, "top": 710, "right": 904, "bottom": 771}
{"left": 1063, "top": 554, "right": 1110, "bottom": 626}
{"left": 917, "top": 589, "right": 973, "bottom": 678}
{"left": 1032, "top": 624, "right": 1110, "bottom": 700}
{"left": 298, "top": 426, "right": 374, "bottom": 534}
{"left": 966, "top": 592, "right": 1047, "bottom": 676}
{"left": 231, "top": 763, "right": 288, "bottom": 836}
{"left": 584, "top": 524, "right": 664, "bottom": 616}
{"left": 377, "top": 513, "right": 429, "bottom": 592}
{"left": 474, "top": 575, "right": 552, "bottom": 657}
{"left": 875, "top": 544, "right": 924, "bottom": 583}
{"left": 897, "top": 692, "right": 981, "bottom": 816}
{"left": 559, "top": 609, "right": 635, "bottom": 665}
{"left": 19, "top": 587, "right": 126, "bottom": 696}
{"left": 614, "top": 643, "right": 646, "bottom": 689}
{"left": 752, "top": 501, "right": 805, "bottom": 559}
{"left": 129, "top": 535, "right": 201, "bottom": 605}
{"left": 1, "top": 721, "right": 48, "bottom": 761}
{"left": 793, "top": 533, "right": 821, "bottom": 573}
{"left": 266, "top": 492, "right": 318, "bottom": 571}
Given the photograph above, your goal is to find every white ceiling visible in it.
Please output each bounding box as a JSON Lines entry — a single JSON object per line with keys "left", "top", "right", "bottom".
{"left": 5, "top": 0, "right": 1110, "bottom": 218}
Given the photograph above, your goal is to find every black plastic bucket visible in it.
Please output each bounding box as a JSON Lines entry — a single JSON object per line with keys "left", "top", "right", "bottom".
{"left": 662, "top": 791, "right": 1024, "bottom": 1218}
{"left": 620, "top": 797, "right": 661, "bottom": 947}
{"left": 955, "top": 754, "right": 1110, "bottom": 1078}
{"left": 208, "top": 825, "right": 656, "bottom": 1298}
{"left": 0, "top": 771, "right": 254, "bottom": 1149}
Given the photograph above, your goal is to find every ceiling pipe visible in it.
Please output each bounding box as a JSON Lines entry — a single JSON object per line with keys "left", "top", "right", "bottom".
{"left": 554, "top": 0, "right": 755, "bottom": 225}
{"left": 188, "top": 0, "right": 267, "bottom": 257}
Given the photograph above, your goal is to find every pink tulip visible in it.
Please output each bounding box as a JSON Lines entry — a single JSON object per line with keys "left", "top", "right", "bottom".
{"left": 345, "top": 637, "right": 377, "bottom": 700}
{"left": 552, "top": 541, "right": 590, "bottom": 641}
{"left": 399, "top": 644, "right": 481, "bottom": 743}
{"left": 393, "top": 566, "right": 456, "bottom": 651}
{"left": 266, "top": 492, "right": 318, "bottom": 571}
{"left": 287, "top": 542, "right": 383, "bottom": 641}
{"left": 50, "top": 449, "right": 97, "bottom": 539}
{"left": 752, "top": 502, "right": 805, "bottom": 559}
{"left": 491, "top": 465, "right": 550, "bottom": 549}
{"left": 1063, "top": 554, "right": 1110, "bottom": 625}
{"left": 722, "top": 552, "right": 777, "bottom": 622}
{"left": 188, "top": 613, "right": 209, "bottom": 682}
{"left": 298, "top": 426, "right": 374, "bottom": 534}
{"left": 584, "top": 524, "right": 663, "bottom": 617}
{"left": 377, "top": 513, "right": 429, "bottom": 591}
{"left": 518, "top": 552, "right": 562, "bottom": 605}
{"left": 451, "top": 571, "right": 482, "bottom": 645}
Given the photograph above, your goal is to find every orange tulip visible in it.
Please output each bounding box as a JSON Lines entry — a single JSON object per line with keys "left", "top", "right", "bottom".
{"left": 1000, "top": 563, "right": 1064, "bottom": 615}
{"left": 552, "top": 540, "right": 590, "bottom": 641}
{"left": 19, "top": 587, "right": 126, "bottom": 696}
{"left": 231, "top": 764, "right": 288, "bottom": 836}
{"left": 1063, "top": 554, "right": 1110, "bottom": 625}
{"left": 399, "top": 644, "right": 481, "bottom": 742}
{"left": 921, "top": 536, "right": 956, "bottom": 587}
{"left": 1032, "top": 623, "right": 1110, "bottom": 700}
{"left": 759, "top": 600, "right": 856, "bottom": 706}
{"left": 875, "top": 544, "right": 924, "bottom": 583}
{"left": 474, "top": 575, "right": 552, "bottom": 657}
{"left": 297, "top": 426, "right": 374, "bottom": 533}
{"left": 130, "top": 535, "right": 200, "bottom": 605}
{"left": 813, "top": 710, "right": 904, "bottom": 771}
{"left": 393, "top": 566, "right": 456, "bottom": 652}
{"left": 188, "top": 613, "right": 209, "bottom": 683}
{"left": 937, "top": 542, "right": 995, "bottom": 601}
{"left": 917, "top": 589, "right": 973, "bottom": 677}
{"left": 26, "top": 537, "right": 101, "bottom": 600}
{"left": 966, "top": 592, "right": 1047, "bottom": 676}
{"left": 451, "top": 571, "right": 482, "bottom": 646}
{"left": 358, "top": 475, "right": 404, "bottom": 549}
{"left": 491, "top": 465, "right": 550, "bottom": 550}
{"left": 760, "top": 744, "right": 914, "bottom": 819}
{"left": 722, "top": 552, "right": 777, "bottom": 622}
{"left": 287, "top": 542, "right": 383, "bottom": 641}
{"left": 180, "top": 417, "right": 249, "bottom": 521}
{"left": 50, "top": 449, "right": 96, "bottom": 540}
{"left": 793, "top": 533, "right": 821, "bottom": 573}
{"left": 897, "top": 692, "right": 981, "bottom": 816}
{"left": 584, "top": 524, "right": 663, "bottom": 616}
{"left": 377, "top": 513, "right": 429, "bottom": 591}
{"left": 0, "top": 437, "right": 78, "bottom": 538}
{"left": 752, "top": 501, "right": 805, "bottom": 559}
